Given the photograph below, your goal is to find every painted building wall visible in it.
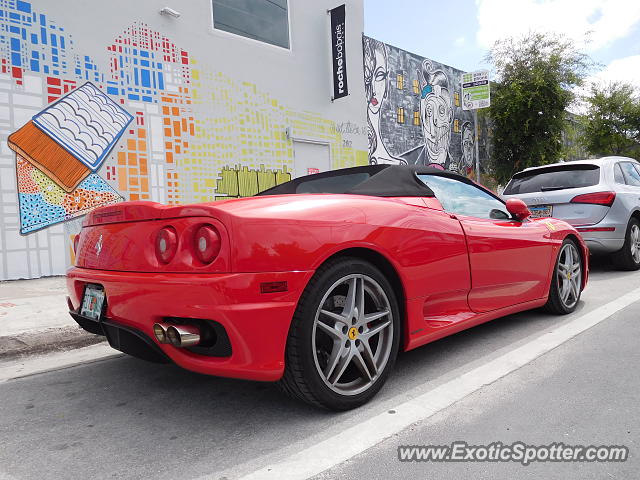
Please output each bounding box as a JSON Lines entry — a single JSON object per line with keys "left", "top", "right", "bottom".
{"left": 0, "top": 0, "right": 368, "bottom": 280}
{"left": 363, "top": 36, "right": 480, "bottom": 177}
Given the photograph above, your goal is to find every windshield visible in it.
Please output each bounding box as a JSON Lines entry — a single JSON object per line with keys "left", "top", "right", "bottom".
{"left": 504, "top": 165, "right": 600, "bottom": 195}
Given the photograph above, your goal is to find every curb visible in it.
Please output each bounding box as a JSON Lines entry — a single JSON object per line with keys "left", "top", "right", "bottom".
{"left": 0, "top": 326, "right": 106, "bottom": 361}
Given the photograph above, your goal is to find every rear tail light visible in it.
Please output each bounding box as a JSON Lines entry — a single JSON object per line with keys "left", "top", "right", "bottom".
{"left": 155, "top": 227, "right": 178, "bottom": 264}
{"left": 570, "top": 191, "right": 616, "bottom": 207}
{"left": 73, "top": 234, "right": 80, "bottom": 254}
{"left": 193, "top": 225, "right": 221, "bottom": 264}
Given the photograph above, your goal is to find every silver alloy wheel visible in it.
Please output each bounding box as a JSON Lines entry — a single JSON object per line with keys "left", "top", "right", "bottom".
{"left": 630, "top": 224, "right": 640, "bottom": 264}
{"left": 312, "top": 274, "right": 394, "bottom": 396}
{"left": 556, "top": 242, "right": 582, "bottom": 309}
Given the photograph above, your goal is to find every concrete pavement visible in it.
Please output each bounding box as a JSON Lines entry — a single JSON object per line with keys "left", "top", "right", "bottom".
{"left": 0, "top": 258, "right": 638, "bottom": 479}
{"left": 0, "top": 276, "right": 103, "bottom": 358}
{"left": 313, "top": 299, "right": 640, "bottom": 480}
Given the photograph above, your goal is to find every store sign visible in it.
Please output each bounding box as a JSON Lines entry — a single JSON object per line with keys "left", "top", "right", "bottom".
{"left": 461, "top": 70, "right": 490, "bottom": 110}
{"left": 329, "top": 4, "right": 348, "bottom": 100}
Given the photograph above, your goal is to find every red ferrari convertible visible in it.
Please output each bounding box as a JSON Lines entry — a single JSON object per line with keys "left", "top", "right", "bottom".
{"left": 67, "top": 165, "right": 588, "bottom": 410}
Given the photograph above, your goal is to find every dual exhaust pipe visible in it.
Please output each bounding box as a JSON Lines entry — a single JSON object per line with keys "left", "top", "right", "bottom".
{"left": 153, "top": 322, "right": 200, "bottom": 347}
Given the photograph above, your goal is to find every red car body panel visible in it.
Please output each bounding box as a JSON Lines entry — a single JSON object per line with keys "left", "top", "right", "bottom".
{"left": 68, "top": 194, "right": 589, "bottom": 381}
{"left": 67, "top": 268, "right": 312, "bottom": 381}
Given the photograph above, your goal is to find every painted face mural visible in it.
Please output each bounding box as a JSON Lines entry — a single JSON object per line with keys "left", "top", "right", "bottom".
{"left": 419, "top": 61, "right": 453, "bottom": 167}
{"left": 461, "top": 121, "right": 474, "bottom": 171}
{"left": 363, "top": 37, "right": 404, "bottom": 165}
{"left": 364, "top": 41, "right": 388, "bottom": 115}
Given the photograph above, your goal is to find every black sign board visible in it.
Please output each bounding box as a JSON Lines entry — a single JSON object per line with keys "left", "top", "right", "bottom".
{"left": 329, "top": 4, "right": 348, "bottom": 100}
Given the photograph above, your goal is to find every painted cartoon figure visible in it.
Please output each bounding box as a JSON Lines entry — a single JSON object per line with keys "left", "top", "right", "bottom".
{"left": 363, "top": 37, "right": 405, "bottom": 165}
{"left": 400, "top": 60, "right": 453, "bottom": 169}
{"left": 460, "top": 121, "right": 475, "bottom": 176}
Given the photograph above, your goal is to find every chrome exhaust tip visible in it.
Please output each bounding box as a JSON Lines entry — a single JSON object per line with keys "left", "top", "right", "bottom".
{"left": 153, "top": 323, "right": 171, "bottom": 344}
{"left": 166, "top": 324, "right": 201, "bottom": 347}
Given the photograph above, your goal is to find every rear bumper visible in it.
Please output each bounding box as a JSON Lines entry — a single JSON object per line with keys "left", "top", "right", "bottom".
{"left": 66, "top": 267, "right": 314, "bottom": 381}
{"left": 575, "top": 220, "right": 625, "bottom": 253}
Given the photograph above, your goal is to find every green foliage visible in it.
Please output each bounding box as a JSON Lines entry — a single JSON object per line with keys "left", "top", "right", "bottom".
{"left": 562, "top": 113, "right": 589, "bottom": 161}
{"left": 486, "top": 32, "right": 591, "bottom": 184}
{"left": 581, "top": 82, "right": 640, "bottom": 158}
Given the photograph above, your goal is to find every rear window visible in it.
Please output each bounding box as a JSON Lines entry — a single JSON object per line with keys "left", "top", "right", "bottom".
{"left": 504, "top": 165, "right": 600, "bottom": 195}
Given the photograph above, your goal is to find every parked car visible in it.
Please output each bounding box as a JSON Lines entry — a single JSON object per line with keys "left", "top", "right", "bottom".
{"left": 503, "top": 157, "right": 640, "bottom": 270}
{"left": 68, "top": 165, "right": 588, "bottom": 410}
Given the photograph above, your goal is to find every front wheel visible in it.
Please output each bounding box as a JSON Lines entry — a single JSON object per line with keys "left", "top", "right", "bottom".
{"left": 544, "top": 238, "right": 583, "bottom": 315}
{"left": 611, "top": 218, "right": 640, "bottom": 271}
{"left": 278, "top": 257, "right": 400, "bottom": 410}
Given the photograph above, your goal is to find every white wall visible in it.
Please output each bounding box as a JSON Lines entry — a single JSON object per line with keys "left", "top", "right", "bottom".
{"left": 0, "top": 0, "right": 367, "bottom": 280}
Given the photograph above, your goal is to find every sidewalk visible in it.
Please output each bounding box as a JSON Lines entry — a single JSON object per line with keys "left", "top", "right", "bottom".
{"left": 0, "top": 276, "right": 104, "bottom": 358}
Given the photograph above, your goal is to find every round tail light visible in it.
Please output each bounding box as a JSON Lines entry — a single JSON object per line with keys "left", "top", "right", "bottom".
{"left": 194, "top": 225, "right": 221, "bottom": 264}
{"left": 155, "top": 227, "right": 178, "bottom": 264}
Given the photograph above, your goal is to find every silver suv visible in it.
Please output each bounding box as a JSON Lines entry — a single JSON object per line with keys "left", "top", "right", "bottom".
{"left": 502, "top": 156, "right": 640, "bottom": 270}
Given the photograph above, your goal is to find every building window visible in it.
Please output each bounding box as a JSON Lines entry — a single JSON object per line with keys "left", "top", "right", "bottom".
{"left": 397, "top": 107, "right": 405, "bottom": 124}
{"left": 413, "top": 111, "right": 420, "bottom": 126}
{"left": 454, "top": 92, "right": 460, "bottom": 107}
{"left": 453, "top": 119, "right": 460, "bottom": 133}
{"left": 412, "top": 79, "right": 420, "bottom": 94}
{"left": 396, "top": 73, "right": 404, "bottom": 90}
{"left": 212, "top": 0, "right": 290, "bottom": 49}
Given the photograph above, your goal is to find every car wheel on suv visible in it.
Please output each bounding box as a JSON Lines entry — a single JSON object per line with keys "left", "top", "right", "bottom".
{"left": 611, "top": 217, "right": 640, "bottom": 271}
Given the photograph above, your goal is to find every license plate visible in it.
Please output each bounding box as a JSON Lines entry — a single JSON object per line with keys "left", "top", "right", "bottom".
{"left": 80, "top": 284, "right": 106, "bottom": 321}
{"left": 529, "top": 204, "right": 553, "bottom": 218}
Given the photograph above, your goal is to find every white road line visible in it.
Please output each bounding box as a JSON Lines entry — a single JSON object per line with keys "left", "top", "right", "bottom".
{"left": 0, "top": 343, "right": 121, "bottom": 383}
{"left": 235, "top": 287, "right": 640, "bottom": 480}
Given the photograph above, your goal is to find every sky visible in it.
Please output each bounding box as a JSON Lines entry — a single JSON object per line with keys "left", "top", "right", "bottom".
{"left": 364, "top": 0, "right": 640, "bottom": 89}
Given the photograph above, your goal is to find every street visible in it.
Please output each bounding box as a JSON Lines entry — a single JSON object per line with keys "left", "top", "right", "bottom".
{"left": 1, "top": 257, "right": 638, "bottom": 480}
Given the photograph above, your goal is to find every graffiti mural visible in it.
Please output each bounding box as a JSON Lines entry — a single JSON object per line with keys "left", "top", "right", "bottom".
{"left": 363, "top": 36, "right": 477, "bottom": 176}
{"left": 216, "top": 164, "right": 291, "bottom": 199}
{"left": 0, "top": 0, "right": 365, "bottom": 279}
{"left": 363, "top": 36, "right": 404, "bottom": 165}
{"left": 8, "top": 81, "right": 130, "bottom": 233}
{"left": 15, "top": 156, "right": 122, "bottom": 234}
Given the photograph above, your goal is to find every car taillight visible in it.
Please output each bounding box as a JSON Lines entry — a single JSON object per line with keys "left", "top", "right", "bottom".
{"left": 194, "top": 225, "right": 221, "bottom": 264}
{"left": 570, "top": 191, "right": 616, "bottom": 207}
{"left": 73, "top": 234, "right": 80, "bottom": 254}
{"left": 155, "top": 227, "right": 178, "bottom": 264}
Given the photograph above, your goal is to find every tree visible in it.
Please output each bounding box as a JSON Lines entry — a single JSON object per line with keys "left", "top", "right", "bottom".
{"left": 581, "top": 82, "right": 640, "bottom": 158}
{"left": 486, "top": 32, "right": 591, "bottom": 184}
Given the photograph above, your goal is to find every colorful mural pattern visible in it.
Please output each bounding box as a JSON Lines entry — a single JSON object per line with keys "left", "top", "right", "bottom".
{"left": 32, "top": 81, "right": 133, "bottom": 171}
{"left": 0, "top": 0, "right": 365, "bottom": 279}
{"left": 16, "top": 155, "right": 122, "bottom": 233}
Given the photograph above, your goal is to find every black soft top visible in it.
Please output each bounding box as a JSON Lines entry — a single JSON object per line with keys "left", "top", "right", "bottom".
{"left": 257, "top": 165, "right": 474, "bottom": 197}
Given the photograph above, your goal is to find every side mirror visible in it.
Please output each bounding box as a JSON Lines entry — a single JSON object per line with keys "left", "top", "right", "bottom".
{"left": 505, "top": 198, "right": 531, "bottom": 221}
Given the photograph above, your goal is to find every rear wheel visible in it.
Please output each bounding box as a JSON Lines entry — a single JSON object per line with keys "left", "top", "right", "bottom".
{"left": 278, "top": 257, "right": 400, "bottom": 410}
{"left": 611, "top": 218, "right": 640, "bottom": 271}
{"left": 544, "top": 238, "right": 583, "bottom": 315}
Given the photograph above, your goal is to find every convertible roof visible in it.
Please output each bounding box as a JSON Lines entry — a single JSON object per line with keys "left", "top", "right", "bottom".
{"left": 257, "top": 164, "right": 473, "bottom": 197}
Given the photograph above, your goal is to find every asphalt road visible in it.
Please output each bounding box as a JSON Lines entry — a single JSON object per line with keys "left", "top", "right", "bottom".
{"left": 1, "top": 257, "right": 639, "bottom": 480}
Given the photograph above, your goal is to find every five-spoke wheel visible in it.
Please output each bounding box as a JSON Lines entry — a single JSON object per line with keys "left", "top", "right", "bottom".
{"left": 312, "top": 274, "right": 394, "bottom": 396}
{"left": 545, "top": 238, "right": 583, "bottom": 314}
{"left": 279, "top": 257, "right": 400, "bottom": 410}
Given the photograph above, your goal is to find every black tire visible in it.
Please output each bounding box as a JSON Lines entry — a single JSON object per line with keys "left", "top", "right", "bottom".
{"left": 278, "top": 257, "right": 401, "bottom": 410}
{"left": 611, "top": 218, "right": 640, "bottom": 271}
{"left": 544, "top": 238, "right": 583, "bottom": 315}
